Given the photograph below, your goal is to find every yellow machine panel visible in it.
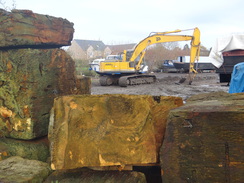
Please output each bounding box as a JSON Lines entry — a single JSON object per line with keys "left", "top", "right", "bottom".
{"left": 99, "top": 61, "right": 135, "bottom": 73}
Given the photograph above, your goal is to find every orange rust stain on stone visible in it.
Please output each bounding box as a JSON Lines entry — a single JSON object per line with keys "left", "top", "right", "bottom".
{"left": 6, "top": 61, "right": 13, "bottom": 73}
{"left": 23, "top": 105, "right": 30, "bottom": 117}
{"left": 229, "top": 162, "right": 244, "bottom": 166}
{"left": 5, "top": 120, "right": 12, "bottom": 132}
{"left": 0, "top": 107, "right": 13, "bottom": 118}
{"left": 69, "top": 101, "right": 78, "bottom": 109}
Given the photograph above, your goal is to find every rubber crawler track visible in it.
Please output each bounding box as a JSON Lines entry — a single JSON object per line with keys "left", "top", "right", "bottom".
{"left": 118, "top": 74, "right": 156, "bottom": 87}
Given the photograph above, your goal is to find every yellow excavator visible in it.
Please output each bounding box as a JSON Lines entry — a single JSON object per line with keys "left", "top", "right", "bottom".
{"left": 97, "top": 27, "right": 201, "bottom": 86}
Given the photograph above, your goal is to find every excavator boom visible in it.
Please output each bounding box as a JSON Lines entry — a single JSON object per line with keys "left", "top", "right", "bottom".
{"left": 131, "top": 28, "right": 201, "bottom": 74}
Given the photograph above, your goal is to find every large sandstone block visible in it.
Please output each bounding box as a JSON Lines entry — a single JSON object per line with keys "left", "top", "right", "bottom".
{"left": 49, "top": 95, "right": 183, "bottom": 170}
{"left": 161, "top": 92, "right": 244, "bottom": 183}
{"left": 44, "top": 168, "right": 146, "bottom": 183}
{"left": 0, "top": 48, "right": 90, "bottom": 140}
{"left": 0, "top": 156, "right": 51, "bottom": 183}
{"left": 0, "top": 9, "right": 74, "bottom": 48}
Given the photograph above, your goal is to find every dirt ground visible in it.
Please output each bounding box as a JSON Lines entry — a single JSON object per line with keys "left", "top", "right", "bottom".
{"left": 91, "top": 72, "right": 229, "bottom": 101}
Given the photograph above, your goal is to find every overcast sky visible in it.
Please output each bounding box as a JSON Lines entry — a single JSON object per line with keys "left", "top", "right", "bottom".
{"left": 3, "top": 0, "right": 244, "bottom": 49}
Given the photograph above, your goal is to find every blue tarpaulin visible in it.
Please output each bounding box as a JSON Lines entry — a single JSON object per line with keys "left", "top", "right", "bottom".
{"left": 229, "top": 62, "right": 244, "bottom": 93}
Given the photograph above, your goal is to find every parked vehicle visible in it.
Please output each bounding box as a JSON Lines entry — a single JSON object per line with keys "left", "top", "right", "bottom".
{"left": 173, "top": 56, "right": 216, "bottom": 73}
{"left": 89, "top": 58, "right": 105, "bottom": 72}
{"left": 161, "top": 60, "right": 177, "bottom": 73}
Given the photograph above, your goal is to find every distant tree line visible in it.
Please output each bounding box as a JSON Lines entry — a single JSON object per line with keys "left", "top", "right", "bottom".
{"left": 145, "top": 42, "right": 210, "bottom": 71}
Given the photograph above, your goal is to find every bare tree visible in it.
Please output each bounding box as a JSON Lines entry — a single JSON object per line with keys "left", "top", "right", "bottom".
{"left": 145, "top": 42, "right": 189, "bottom": 71}
{"left": 200, "top": 45, "right": 210, "bottom": 56}
{"left": 145, "top": 41, "right": 210, "bottom": 71}
{"left": 162, "top": 42, "right": 179, "bottom": 50}
{"left": 0, "top": 0, "right": 16, "bottom": 10}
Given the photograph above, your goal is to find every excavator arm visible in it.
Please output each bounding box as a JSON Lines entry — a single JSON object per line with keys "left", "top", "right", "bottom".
{"left": 188, "top": 28, "right": 201, "bottom": 81}
{"left": 130, "top": 28, "right": 201, "bottom": 79}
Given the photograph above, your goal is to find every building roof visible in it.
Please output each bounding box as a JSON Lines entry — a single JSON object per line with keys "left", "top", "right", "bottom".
{"left": 107, "top": 43, "right": 136, "bottom": 54}
{"left": 74, "top": 39, "right": 106, "bottom": 51}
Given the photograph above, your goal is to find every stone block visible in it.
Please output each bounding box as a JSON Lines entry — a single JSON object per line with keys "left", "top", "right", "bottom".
{"left": 0, "top": 137, "right": 49, "bottom": 162}
{"left": 49, "top": 95, "right": 183, "bottom": 170}
{"left": 0, "top": 9, "right": 74, "bottom": 48}
{"left": 0, "top": 156, "right": 52, "bottom": 183}
{"left": 0, "top": 48, "right": 90, "bottom": 140}
{"left": 44, "top": 168, "right": 146, "bottom": 183}
{"left": 161, "top": 92, "right": 244, "bottom": 183}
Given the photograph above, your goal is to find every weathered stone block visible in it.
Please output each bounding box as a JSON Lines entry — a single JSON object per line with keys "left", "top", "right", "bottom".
{"left": 0, "top": 137, "right": 49, "bottom": 162}
{"left": 49, "top": 95, "right": 183, "bottom": 170}
{"left": 161, "top": 92, "right": 244, "bottom": 183}
{"left": 0, "top": 9, "right": 74, "bottom": 48}
{"left": 0, "top": 48, "right": 90, "bottom": 140}
{"left": 0, "top": 156, "right": 52, "bottom": 183}
{"left": 44, "top": 168, "right": 146, "bottom": 183}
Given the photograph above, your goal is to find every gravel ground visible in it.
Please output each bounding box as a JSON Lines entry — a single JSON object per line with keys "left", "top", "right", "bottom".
{"left": 91, "top": 72, "right": 229, "bottom": 101}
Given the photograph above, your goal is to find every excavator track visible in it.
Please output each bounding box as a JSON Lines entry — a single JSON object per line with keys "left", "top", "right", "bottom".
{"left": 99, "top": 76, "right": 113, "bottom": 86}
{"left": 99, "top": 76, "right": 119, "bottom": 86}
{"left": 118, "top": 74, "right": 156, "bottom": 87}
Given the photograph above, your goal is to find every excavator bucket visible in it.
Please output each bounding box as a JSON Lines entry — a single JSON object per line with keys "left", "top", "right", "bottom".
{"left": 178, "top": 77, "right": 186, "bottom": 84}
{"left": 176, "top": 72, "right": 196, "bottom": 85}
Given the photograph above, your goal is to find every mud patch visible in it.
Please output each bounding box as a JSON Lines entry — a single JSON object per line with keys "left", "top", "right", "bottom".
{"left": 91, "top": 73, "right": 229, "bottom": 101}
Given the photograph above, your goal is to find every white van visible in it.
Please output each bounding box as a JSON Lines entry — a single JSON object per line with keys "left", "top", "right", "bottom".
{"left": 89, "top": 58, "right": 105, "bottom": 71}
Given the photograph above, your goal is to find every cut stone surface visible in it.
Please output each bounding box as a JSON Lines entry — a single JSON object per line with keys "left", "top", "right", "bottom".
{"left": 0, "top": 48, "right": 91, "bottom": 140}
{"left": 186, "top": 91, "right": 238, "bottom": 103}
{"left": 49, "top": 94, "right": 183, "bottom": 170}
{"left": 161, "top": 92, "right": 244, "bottom": 183}
{"left": 44, "top": 168, "right": 146, "bottom": 183}
{"left": 0, "top": 156, "right": 52, "bottom": 183}
{"left": 0, "top": 9, "right": 74, "bottom": 48}
{"left": 0, "top": 136, "right": 49, "bottom": 162}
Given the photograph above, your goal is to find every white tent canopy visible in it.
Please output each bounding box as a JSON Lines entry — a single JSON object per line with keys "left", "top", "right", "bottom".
{"left": 209, "top": 34, "right": 244, "bottom": 68}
